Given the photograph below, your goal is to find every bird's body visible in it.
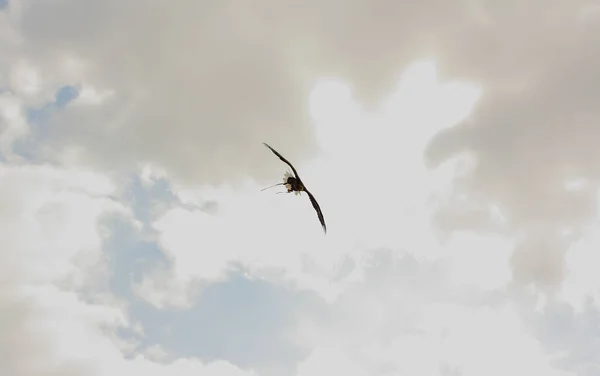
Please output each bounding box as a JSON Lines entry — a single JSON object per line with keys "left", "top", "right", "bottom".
{"left": 283, "top": 171, "right": 304, "bottom": 194}
{"left": 262, "top": 142, "right": 327, "bottom": 233}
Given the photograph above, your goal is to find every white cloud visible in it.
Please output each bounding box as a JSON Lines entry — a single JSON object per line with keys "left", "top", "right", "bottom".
{"left": 0, "top": 163, "right": 255, "bottom": 376}
{"left": 558, "top": 225, "right": 600, "bottom": 311}
{"left": 0, "top": 92, "right": 28, "bottom": 159}
{"left": 72, "top": 83, "right": 115, "bottom": 107}
{"left": 0, "top": 164, "right": 123, "bottom": 285}
{"left": 297, "top": 346, "right": 368, "bottom": 376}
{"left": 289, "top": 256, "right": 575, "bottom": 376}
{"left": 1, "top": 283, "right": 258, "bottom": 376}
{"left": 0, "top": 164, "right": 131, "bottom": 374}
{"left": 443, "top": 231, "right": 515, "bottom": 291}
{"left": 417, "top": 303, "right": 573, "bottom": 376}
{"left": 1, "top": 1, "right": 600, "bottom": 375}
{"left": 9, "top": 59, "right": 42, "bottom": 98}
{"left": 132, "top": 62, "right": 485, "bottom": 308}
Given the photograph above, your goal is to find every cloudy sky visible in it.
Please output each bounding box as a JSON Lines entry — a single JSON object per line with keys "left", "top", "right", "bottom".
{"left": 1, "top": 0, "right": 600, "bottom": 375}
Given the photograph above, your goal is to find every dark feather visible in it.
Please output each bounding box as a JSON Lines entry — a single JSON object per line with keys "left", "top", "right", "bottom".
{"left": 305, "top": 189, "right": 327, "bottom": 233}
{"left": 263, "top": 141, "right": 326, "bottom": 234}
{"left": 263, "top": 142, "right": 301, "bottom": 180}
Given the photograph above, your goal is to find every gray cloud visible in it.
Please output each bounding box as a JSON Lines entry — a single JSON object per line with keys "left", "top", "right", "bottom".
{"left": 426, "top": 1, "right": 600, "bottom": 290}
{"left": 7, "top": 0, "right": 599, "bottom": 183}
{"left": 5, "top": 0, "right": 486, "bottom": 185}
{"left": 0, "top": 289, "right": 40, "bottom": 376}
{"left": 10, "top": 0, "right": 320, "bottom": 185}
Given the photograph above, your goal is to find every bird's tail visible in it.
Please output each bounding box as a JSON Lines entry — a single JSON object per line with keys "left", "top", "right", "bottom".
{"left": 261, "top": 182, "right": 285, "bottom": 191}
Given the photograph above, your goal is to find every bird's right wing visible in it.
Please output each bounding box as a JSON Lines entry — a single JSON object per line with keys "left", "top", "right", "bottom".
{"left": 305, "top": 189, "right": 327, "bottom": 234}
{"left": 263, "top": 142, "right": 301, "bottom": 180}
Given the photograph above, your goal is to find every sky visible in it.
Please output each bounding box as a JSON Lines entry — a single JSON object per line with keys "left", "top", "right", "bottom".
{"left": 1, "top": 0, "right": 600, "bottom": 375}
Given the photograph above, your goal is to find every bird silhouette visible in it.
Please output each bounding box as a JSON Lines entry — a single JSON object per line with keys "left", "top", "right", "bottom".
{"left": 261, "top": 142, "right": 327, "bottom": 234}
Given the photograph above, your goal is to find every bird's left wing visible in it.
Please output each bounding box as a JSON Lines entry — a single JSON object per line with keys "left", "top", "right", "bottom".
{"left": 305, "top": 189, "right": 327, "bottom": 234}
{"left": 263, "top": 142, "right": 301, "bottom": 180}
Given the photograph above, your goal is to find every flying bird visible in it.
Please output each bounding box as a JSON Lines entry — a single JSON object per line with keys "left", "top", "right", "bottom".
{"left": 261, "top": 142, "right": 327, "bottom": 233}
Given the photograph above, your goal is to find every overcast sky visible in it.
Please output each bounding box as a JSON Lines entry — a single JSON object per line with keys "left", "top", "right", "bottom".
{"left": 1, "top": 0, "right": 600, "bottom": 375}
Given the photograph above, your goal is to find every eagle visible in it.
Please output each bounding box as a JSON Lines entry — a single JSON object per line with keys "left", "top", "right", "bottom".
{"left": 262, "top": 142, "right": 327, "bottom": 234}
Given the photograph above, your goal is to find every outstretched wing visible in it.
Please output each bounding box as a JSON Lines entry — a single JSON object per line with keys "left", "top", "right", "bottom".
{"left": 305, "top": 189, "right": 327, "bottom": 233}
{"left": 263, "top": 142, "right": 301, "bottom": 180}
